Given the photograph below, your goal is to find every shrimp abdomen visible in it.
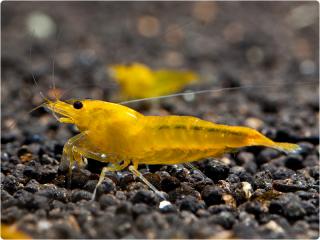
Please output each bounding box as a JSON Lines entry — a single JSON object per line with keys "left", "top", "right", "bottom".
{"left": 133, "top": 116, "right": 243, "bottom": 164}
{"left": 134, "top": 115, "right": 300, "bottom": 165}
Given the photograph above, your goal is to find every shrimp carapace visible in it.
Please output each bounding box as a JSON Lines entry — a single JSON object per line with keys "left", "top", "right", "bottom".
{"left": 45, "top": 98, "right": 301, "bottom": 200}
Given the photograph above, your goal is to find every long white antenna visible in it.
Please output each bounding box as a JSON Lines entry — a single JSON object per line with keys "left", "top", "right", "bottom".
{"left": 120, "top": 81, "right": 316, "bottom": 105}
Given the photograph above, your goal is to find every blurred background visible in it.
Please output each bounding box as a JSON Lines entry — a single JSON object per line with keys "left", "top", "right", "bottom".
{"left": 2, "top": 2, "right": 318, "bottom": 112}
{"left": 1, "top": 2, "right": 319, "bottom": 239}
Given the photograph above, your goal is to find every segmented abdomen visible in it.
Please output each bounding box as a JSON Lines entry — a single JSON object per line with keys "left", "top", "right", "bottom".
{"left": 134, "top": 115, "right": 250, "bottom": 164}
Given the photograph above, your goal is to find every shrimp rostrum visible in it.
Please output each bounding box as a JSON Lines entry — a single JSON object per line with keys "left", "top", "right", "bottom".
{"left": 45, "top": 98, "right": 301, "bottom": 200}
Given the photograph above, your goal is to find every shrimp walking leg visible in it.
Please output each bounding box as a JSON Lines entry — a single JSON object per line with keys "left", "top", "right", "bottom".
{"left": 72, "top": 147, "right": 109, "bottom": 162}
{"left": 61, "top": 132, "right": 87, "bottom": 186}
{"left": 128, "top": 165, "right": 167, "bottom": 201}
{"left": 72, "top": 147, "right": 87, "bottom": 168}
{"left": 91, "top": 159, "right": 131, "bottom": 201}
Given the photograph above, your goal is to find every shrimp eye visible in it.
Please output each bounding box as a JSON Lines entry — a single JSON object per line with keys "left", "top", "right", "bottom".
{"left": 73, "top": 101, "right": 83, "bottom": 109}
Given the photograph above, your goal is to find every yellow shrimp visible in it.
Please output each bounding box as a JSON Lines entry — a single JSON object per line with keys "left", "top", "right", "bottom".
{"left": 108, "top": 62, "right": 198, "bottom": 99}
{"left": 44, "top": 98, "right": 300, "bottom": 199}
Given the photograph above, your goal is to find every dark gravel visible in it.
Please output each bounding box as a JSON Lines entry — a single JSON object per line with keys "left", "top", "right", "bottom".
{"left": 2, "top": 2, "right": 319, "bottom": 239}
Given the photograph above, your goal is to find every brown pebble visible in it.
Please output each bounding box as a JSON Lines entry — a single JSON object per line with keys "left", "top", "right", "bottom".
{"left": 20, "top": 153, "right": 33, "bottom": 163}
{"left": 222, "top": 194, "right": 237, "bottom": 208}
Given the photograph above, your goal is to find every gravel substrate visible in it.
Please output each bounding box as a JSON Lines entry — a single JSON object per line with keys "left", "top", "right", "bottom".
{"left": 2, "top": 2, "right": 319, "bottom": 239}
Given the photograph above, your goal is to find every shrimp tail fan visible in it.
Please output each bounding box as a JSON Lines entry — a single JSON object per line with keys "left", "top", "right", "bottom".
{"left": 273, "top": 142, "right": 302, "bottom": 154}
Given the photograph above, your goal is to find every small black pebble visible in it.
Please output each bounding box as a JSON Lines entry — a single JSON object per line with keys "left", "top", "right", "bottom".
{"left": 272, "top": 180, "right": 309, "bottom": 192}
{"left": 208, "top": 211, "right": 236, "bottom": 229}
{"left": 53, "top": 143, "right": 64, "bottom": 156}
{"left": 99, "top": 194, "right": 119, "bottom": 209}
{"left": 130, "top": 190, "right": 157, "bottom": 206}
{"left": 1, "top": 133, "right": 17, "bottom": 144}
{"left": 208, "top": 204, "right": 236, "bottom": 214}
{"left": 40, "top": 154, "right": 57, "bottom": 165}
{"left": 230, "top": 167, "right": 254, "bottom": 185}
{"left": 83, "top": 180, "right": 98, "bottom": 192}
{"left": 119, "top": 172, "right": 135, "bottom": 188}
{"left": 297, "top": 142, "right": 315, "bottom": 156}
{"left": 95, "top": 178, "right": 116, "bottom": 198}
{"left": 32, "top": 193, "right": 50, "bottom": 210}
{"left": 203, "top": 161, "right": 229, "bottom": 182}
{"left": 23, "top": 160, "right": 41, "bottom": 179}
{"left": 71, "top": 190, "right": 92, "bottom": 202}
{"left": 23, "top": 133, "right": 43, "bottom": 144}
{"left": 37, "top": 186, "right": 68, "bottom": 202}
{"left": 2, "top": 175, "right": 20, "bottom": 194}
{"left": 24, "top": 179, "right": 40, "bottom": 193}
{"left": 116, "top": 201, "right": 132, "bottom": 215}
{"left": 236, "top": 152, "right": 255, "bottom": 165}
{"left": 39, "top": 165, "right": 58, "bottom": 182}
{"left": 284, "top": 155, "right": 304, "bottom": 170}
{"left": 132, "top": 203, "right": 151, "bottom": 218}
{"left": 1, "top": 206, "right": 24, "bottom": 223}
{"left": 178, "top": 195, "right": 205, "bottom": 213}
{"left": 201, "top": 185, "right": 224, "bottom": 206}
{"left": 143, "top": 172, "right": 161, "bottom": 189}
{"left": 296, "top": 190, "right": 318, "bottom": 200}
{"left": 226, "top": 174, "right": 240, "bottom": 183}
{"left": 269, "top": 193, "right": 306, "bottom": 220}
{"left": 253, "top": 171, "right": 273, "bottom": 190}
{"left": 71, "top": 168, "right": 91, "bottom": 188}
{"left": 272, "top": 167, "right": 295, "bottom": 180}
{"left": 13, "top": 189, "right": 33, "bottom": 208}
{"left": 256, "top": 148, "right": 280, "bottom": 165}
{"left": 243, "top": 201, "right": 265, "bottom": 216}
{"left": 160, "top": 176, "right": 180, "bottom": 192}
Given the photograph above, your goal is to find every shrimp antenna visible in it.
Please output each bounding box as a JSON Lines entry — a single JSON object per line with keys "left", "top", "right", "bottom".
{"left": 51, "top": 27, "right": 61, "bottom": 101}
{"left": 52, "top": 59, "right": 57, "bottom": 99}
{"left": 120, "top": 80, "right": 317, "bottom": 105}
{"left": 27, "top": 103, "right": 47, "bottom": 115}
{"left": 40, "top": 27, "right": 61, "bottom": 123}
{"left": 51, "top": 59, "right": 60, "bottom": 122}
{"left": 29, "top": 47, "right": 47, "bottom": 101}
{"left": 28, "top": 32, "right": 60, "bottom": 122}
{"left": 7, "top": 45, "right": 49, "bottom": 130}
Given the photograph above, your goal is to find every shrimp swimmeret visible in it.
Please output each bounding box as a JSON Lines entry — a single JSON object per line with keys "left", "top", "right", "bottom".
{"left": 44, "top": 97, "right": 301, "bottom": 201}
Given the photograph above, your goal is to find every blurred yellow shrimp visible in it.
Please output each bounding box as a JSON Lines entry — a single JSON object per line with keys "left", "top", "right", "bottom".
{"left": 108, "top": 62, "right": 198, "bottom": 99}
{"left": 1, "top": 224, "right": 31, "bottom": 239}
{"left": 44, "top": 97, "right": 301, "bottom": 200}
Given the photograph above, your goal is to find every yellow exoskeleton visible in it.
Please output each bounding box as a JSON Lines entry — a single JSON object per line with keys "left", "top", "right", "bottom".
{"left": 108, "top": 62, "right": 199, "bottom": 100}
{"left": 44, "top": 98, "right": 301, "bottom": 200}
